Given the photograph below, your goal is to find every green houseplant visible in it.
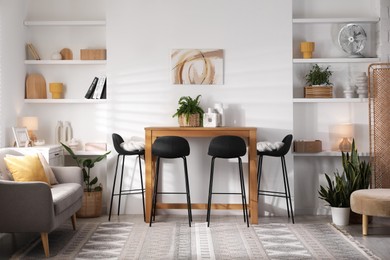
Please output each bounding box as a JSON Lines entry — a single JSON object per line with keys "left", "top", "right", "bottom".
{"left": 318, "top": 139, "right": 371, "bottom": 225}
{"left": 61, "top": 142, "right": 110, "bottom": 217}
{"left": 305, "top": 64, "right": 333, "bottom": 86}
{"left": 304, "top": 64, "right": 333, "bottom": 98}
{"left": 172, "top": 95, "right": 204, "bottom": 127}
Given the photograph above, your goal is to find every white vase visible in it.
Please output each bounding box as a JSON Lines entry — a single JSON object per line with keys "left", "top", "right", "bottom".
{"left": 331, "top": 207, "right": 350, "bottom": 226}
{"left": 55, "top": 121, "right": 63, "bottom": 144}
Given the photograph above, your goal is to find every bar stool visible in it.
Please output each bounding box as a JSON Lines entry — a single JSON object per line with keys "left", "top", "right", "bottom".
{"left": 149, "top": 136, "right": 192, "bottom": 227}
{"left": 207, "top": 135, "right": 249, "bottom": 227}
{"left": 109, "top": 133, "right": 145, "bottom": 221}
{"left": 257, "top": 134, "right": 294, "bottom": 223}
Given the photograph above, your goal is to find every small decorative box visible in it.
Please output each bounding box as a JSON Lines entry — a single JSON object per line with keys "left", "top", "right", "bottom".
{"left": 294, "top": 140, "right": 322, "bottom": 153}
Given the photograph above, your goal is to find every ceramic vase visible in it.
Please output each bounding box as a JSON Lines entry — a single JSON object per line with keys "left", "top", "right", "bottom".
{"left": 300, "top": 42, "right": 315, "bottom": 59}
{"left": 355, "top": 72, "right": 368, "bottom": 98}
{"left": 331, "top": 207, "right": 350, "bottom": 226}
{"left": 49, "top": 82, "right": 63, "bottom": 99}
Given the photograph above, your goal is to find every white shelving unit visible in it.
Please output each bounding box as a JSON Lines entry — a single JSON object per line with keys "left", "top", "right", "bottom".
{"left": 291, "top": 0, "right": 384, "bottom": 215}
{"left": 24, "top": 19, "right": 106, "bottom": 102}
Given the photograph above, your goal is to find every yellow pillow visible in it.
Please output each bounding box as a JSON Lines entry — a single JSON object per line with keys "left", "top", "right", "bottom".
{"left": 4, "top": 154, "right": 49, "bottom": 185}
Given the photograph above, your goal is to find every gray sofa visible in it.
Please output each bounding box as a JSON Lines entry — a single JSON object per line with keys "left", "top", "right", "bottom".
{"left": 0, "top": 148, "right": 83, "bottom": 257}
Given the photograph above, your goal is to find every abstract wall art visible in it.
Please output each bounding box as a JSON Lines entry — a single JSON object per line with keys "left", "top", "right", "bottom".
{"left": 171, "top": 49, "right": 224, "bottom": 85}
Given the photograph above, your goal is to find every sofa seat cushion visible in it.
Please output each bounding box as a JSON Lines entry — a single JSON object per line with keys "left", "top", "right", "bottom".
{"left": 51, "top": 183, "right": 83, "bottom": 215}
{"left": 351, "top": 188, "right": 390, "bottom": 217}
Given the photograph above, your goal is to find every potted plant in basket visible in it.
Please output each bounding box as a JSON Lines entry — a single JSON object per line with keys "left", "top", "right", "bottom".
{"left": 61, "top": 142, "right": 110, "bottom": 218}
{"left": 304, "top": 64, "right": 333, "bottom": 98}
{"left": 172, "top": 95, "right": 204, "bottom": 127}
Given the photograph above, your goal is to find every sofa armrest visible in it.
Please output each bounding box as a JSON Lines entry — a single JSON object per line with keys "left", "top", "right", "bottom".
{"left": 51, "top": 166, "right": 83, "bottom": 186}
{"left": 0, "top": 180, "right": 55, "bottom": 232}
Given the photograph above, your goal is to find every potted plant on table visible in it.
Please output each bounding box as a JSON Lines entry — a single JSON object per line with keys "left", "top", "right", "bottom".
{"left": 61, "top": 142, "right": 110, "bottom": 218}
{"left": 172, "top": 95, "right": 204, "bottom": 127}
{"left": 304, "top": 64, "right": 333, "bottom": 98}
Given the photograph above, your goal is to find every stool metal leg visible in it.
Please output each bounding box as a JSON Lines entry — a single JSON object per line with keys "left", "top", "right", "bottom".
{"left": 138, "top": 155, "right": 146, "bottom": 222}
{"left": 182, "top": 157, "right": 192, "bottom": 226}
{"left": 280, "top": 156, "right": 291, "bottom": 219}
{"left": 149, "top": 157, "right": 160, "bottom": 227}
{"left": 117, "top": 155, "right": 126, "bottom": 216}
{"left": 108, "top": 154, "right": 120, "bottom": 221}
{"left": 257, "top": 155, "right": 263, "bottom": 194}
{"left": 282, "top": 156, "right": 294, "bottom": 223}
{"left": 238, "top": 157, "right": 249, "bottom": 227}
{"left": 207, "top": 157, "right": 216, "bottom": 227}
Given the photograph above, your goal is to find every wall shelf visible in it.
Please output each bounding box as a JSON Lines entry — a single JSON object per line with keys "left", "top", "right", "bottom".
{"left": 293, "top": 151, "right": 370, "bottom": 157}
{"left": 24, "top": 99, "right": 107, "bottom": 104}
{"left": 293, "top": 58, "right": 380, "bottom": 63}
{"left": 25, "top": 60, "right": 106, "bottom": 65}
{"left": 24, "top": 20, "right": 106, "bottom": 26}
{"left": 293, "top": 98, "right": 368, "bottom": 103}
{"left": 293, "top": 17, "right": 380, "bottom": 24}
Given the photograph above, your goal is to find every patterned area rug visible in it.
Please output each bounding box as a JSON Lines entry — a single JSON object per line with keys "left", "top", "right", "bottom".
{"left": 12, "top": 221, "right": 379, "bottom": 259}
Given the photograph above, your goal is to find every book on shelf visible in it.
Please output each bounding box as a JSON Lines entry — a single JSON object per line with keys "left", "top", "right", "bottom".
{"left": 84, "top": 77, "right": 99, "bottom": 99}
{"left": 92, "top": 76, "right": 106, "bottom": 99}
{"left": 100, "top": 80, "right": 107, "bottom": 99}
{"left": 26, "top": 43, "right": 41, "bottom": 60}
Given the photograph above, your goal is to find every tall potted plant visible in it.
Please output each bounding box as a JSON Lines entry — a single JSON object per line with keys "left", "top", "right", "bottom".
{"left": 61, "top": 143, "right": 110, "bottom": 217}
{"left": 172, "top": 95, "right": 204, "bottom": 127}
{"left": 304, "top": 64, "right": 333, "bottom": 98}
{"left": 318, "top": 139, "right": 371, "bottom": 225}
{"left": 318, "top": 171, "right": 351, "bottom": 225}
{"left": 342, "top": 139, "right": 371, "bottom": 223}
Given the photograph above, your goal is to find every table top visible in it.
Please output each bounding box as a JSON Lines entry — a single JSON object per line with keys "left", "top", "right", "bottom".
{"left": 145, "top": 126, "right": 257, "bottom": 131}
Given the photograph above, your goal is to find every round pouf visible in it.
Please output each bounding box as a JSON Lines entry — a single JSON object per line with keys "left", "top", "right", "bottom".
{"left": 350, "top": 188, "right": 390, "bottom": 235}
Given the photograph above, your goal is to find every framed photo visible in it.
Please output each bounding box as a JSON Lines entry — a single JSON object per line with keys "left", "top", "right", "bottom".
{"left": 12, "top": 127, "right": 31, "bottom": 147}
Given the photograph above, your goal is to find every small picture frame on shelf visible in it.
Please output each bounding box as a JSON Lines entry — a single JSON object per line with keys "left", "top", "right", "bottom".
{"left": 12, "top": 127, "right": 31, "bottom": 147}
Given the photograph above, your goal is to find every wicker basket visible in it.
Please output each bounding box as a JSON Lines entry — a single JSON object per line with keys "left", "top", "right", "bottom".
{"left": 76, "top": 191, "right": 102, "bottom": 218}
{"left": 304, "top": 86, "right": 333, "bottom": 98}
{"left": 178, "top": 114, "right": 201, "bottom": 127}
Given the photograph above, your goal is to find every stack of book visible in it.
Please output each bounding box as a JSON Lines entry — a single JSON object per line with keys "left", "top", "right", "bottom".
{"left": 84, "top": 76, "right": 106, "bottom": 99}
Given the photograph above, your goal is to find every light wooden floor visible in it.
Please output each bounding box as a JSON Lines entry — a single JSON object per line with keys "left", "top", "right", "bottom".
{"left": 87, "top": 214, "right": 390, "bottom": 259}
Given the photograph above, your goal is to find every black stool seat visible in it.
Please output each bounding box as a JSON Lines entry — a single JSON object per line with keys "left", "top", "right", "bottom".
{"left": 109, "top": 133, "right": 145, "bottom": 221}
{"left": 207, "top": 135, "right": 249, "bottom": 227}
{"left": 152, "top": 136, "right": 190, "bottom": 158}
{"left": 150, "top": 136, "right": 192, "bottom": 227}
{"left": 257, "top": 134, "right": 294, "bottom": 223}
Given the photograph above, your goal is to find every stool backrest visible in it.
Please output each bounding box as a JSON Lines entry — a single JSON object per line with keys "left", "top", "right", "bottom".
{"left": 278, "top": 134, "right": 293, "bottom": 156}
{"left": 208, "top": 135, "right": 246, "bottom": 158}
{"left": 112, "top": 133, "right": 126, "bottom": 154}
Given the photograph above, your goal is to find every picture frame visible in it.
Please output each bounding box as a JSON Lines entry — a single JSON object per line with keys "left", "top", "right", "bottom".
{"left": 12, "top": 127, "right": 31, "bottom": 147}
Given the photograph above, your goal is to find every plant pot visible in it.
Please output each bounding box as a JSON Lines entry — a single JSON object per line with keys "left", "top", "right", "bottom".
{"left": 331, "top": 207, "right": 350, "bottom": 226}
{"left": 76, "top": 190, "right": 102, "bottom": 218}
{"left": 178, "top": 114, "right": 201, "bottom": 127}
{"left": 304, "top": 86, "right": 333, "bottom": 98}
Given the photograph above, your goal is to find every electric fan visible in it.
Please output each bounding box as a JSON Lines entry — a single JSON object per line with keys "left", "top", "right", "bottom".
{"left": 338, "top": 24, "right": 367, "bottom": 57}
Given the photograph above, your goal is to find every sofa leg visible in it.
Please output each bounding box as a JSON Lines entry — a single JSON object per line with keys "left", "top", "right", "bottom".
{"left": 362, "top": 214, "right": 368, "bottom": 236}
{"left": 40, "top": 232, "right": 49, "bottom": 257}
{"left": 71, "top": 214, "right": 77, "bottom": 230}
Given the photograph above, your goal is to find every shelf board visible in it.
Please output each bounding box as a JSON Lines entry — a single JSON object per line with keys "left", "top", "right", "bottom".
{"left": 293, "top": 98, "right": 368, "bottom": 103}
{"left": 24, "top": 20, "right": 106, "bottom": 26}
{"left": 24, "top": 99, "right": 107, "bottom": 104}
{"left": 24, "top": 60, "right": 106, "bottom": 65}
{"left": 293, "top": 151, "right": 370, "bottom": 157}
{"left": 293, "top": 17, "right": 380, "bottom": 24}
{"left": 293, "top": 58, "right": 380, "bottom": 63}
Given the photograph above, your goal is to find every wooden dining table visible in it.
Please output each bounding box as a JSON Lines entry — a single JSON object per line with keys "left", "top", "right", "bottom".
{"left": 144, "top": 126, "right": 258, "bottom": 224}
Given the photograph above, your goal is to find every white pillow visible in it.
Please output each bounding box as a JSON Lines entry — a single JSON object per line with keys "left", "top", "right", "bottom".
{"left": 257, "top": 141, "right": 284, "bottom": 152}
{"left": 120, "top": 136, "right": 145, "bottom": 151}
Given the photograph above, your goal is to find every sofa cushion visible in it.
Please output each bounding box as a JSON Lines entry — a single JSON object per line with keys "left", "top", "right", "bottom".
{"left": 37, "top": 153, "right": 58, "bottom": 185}
{"left": 51, "top": 183, "right": 83, "bottom": 215}
{"left": 4, "top": 154, "right": 49, "bottom": 185}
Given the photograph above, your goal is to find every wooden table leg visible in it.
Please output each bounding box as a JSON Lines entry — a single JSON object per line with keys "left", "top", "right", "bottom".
{"left": 249, "top": 130, "right": 258, "bottom": 224}
{"left": 145, "top": 130, "right": 153, "bottom": 223}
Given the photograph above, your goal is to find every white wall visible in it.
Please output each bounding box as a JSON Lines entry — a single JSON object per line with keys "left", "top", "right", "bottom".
{"left": 0, "top": 0, "right": 26, "bottom": 147}
{"left": 106, "top": 0, "right": 293, "bottom": 216}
